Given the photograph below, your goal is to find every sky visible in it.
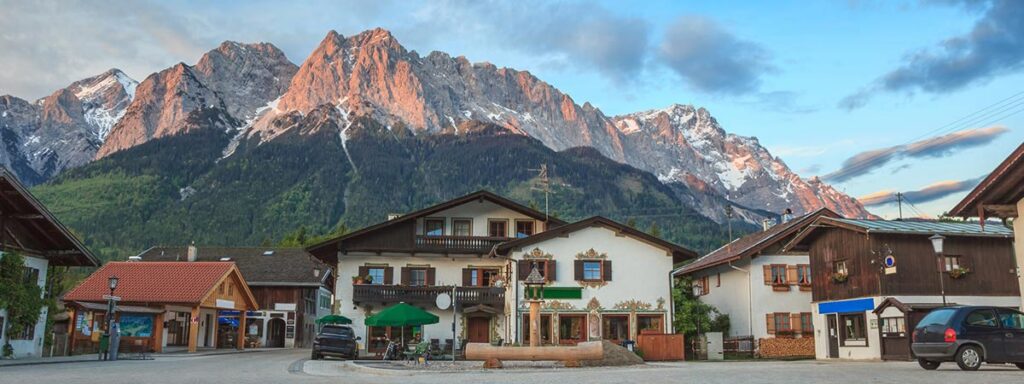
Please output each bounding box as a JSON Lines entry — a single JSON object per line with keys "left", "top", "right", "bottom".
{"left": 2, "top": 0, "right": 1022, "bottom": 219}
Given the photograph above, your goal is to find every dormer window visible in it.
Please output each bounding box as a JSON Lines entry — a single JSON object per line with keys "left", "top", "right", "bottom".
{"left": 425, "top": 218, "right": 445, "bottom": 237}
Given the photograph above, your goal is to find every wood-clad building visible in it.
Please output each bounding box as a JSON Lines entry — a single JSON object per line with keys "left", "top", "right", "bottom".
{"left": 785, "top": 218, "right": 1018, "bottom": 361}
{"left": 63, "top": 262, "right": 258, "bottom": 353}
{"left": 136, "top": 246, "right": 334, "bottom": 348}
{"left": 950, "top": 142, "right": 1024, "bottom": 310}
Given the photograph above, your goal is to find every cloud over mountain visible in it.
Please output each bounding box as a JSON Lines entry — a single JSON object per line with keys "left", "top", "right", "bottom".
{"left": 657, "top": 16, "right": 773, "bottom": 95}
{"left": 824, "top": 125, "right": 1008, "bottom": 182}
{"left": 859, "top": 177, "right": 984, "bottom": 207}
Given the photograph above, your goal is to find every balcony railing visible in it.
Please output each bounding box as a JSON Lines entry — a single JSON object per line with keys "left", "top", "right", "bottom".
{"left": 414, "top": 235, "right": 511, "bottom": 252}
{"left": 353, "top": 284, "right": 505, "bottom": 308}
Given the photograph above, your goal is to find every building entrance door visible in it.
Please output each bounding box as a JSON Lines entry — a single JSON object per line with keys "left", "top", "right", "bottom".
{"left": 827, "top": 314, "right": 840, "bottom": 358}
{"left": 467, "top": 317, "right": 490, "bottom": 344}
{"left": 267, "top": 318, "right": 286, "bottom": 348}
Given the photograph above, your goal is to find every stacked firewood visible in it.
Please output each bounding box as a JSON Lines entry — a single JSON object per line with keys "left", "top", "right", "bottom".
{"left": 757, "top": 337, "right": 815, "bottom": 358}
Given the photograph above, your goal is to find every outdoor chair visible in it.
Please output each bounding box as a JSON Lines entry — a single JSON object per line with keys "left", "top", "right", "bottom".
{"left": 428, "top": 339, "right": 441, "bottom": 356}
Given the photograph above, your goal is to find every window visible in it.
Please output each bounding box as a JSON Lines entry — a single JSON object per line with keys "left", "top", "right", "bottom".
{"left": 319, "top": 292, "right": 332, "bottom": 309}
{"left": 694, "top": 276, "right": 710, "bottom": 296}
{"left": 881, "top": 317, "right": 905, "bottom": 334}
{"left": 602, "top": 315, "right": 629, "bottom": 341}
{"left": 965, "top": 309, "right": 998, "bottom": 328}
{"left": 797, "top": 265, "right": 812, "bottom": 285}
{"left": 522, "top": 260, "right": 551, "bottom": 281}
{"left": 583, "top": 261, "right": 602, "bottom": 281}
{"left": 465, "top": 268, "right": 500, "bottom": 286}
{"left": 833, "top": 260, "right": 848, "bottom": 276}
{"left": 12, "top": 323, "right": 34, "bottom": 340}
{"left": 453, "top": 218, "right": 472, "bottom": 236}
{"left": 770, "top": 265, "right": 787, "bottom": 285}
{"left": 558, "top": 315, "right": 586, "bottom": 344}
{"left": 638, "top": 314, "right": 664, "bottom": 333}
{"left": 409, "top": 269, "right": 427, "bottom": 286}
{"left": 515, "top": 220, "right": 535, "bottom": 238}
{"left": 716, "top": 273, "right": 721, "bottom": 287}
{"left": 999, "top": 310, "right": 1024, "bottom": 330}
{"left": 488, "top": 220, "right": 508, "bottom": 237}
{"left": 774, "top": 313, "right": 792, "bottom": 334}
{"left": 800, "top": 313, "right": 813, "bottom": 334}
{"left": 522, "top": 314, "right": 552, "bottom": 345}
{"left": 425, "top": 218, "right": 445, "bottom": 236}
{"left": 21, "top": 267, "right": 39, "bottom": 286}
{"left": 840, "top": 313, "right": 866, "bottom": 345}
{"left": 918, "top": 308, "right": 956, "bottom": 327}
{"left": 367, "top": 267, "right": 386, "bottom": 285}
{"left": 944, "top": 255, "right": 962, "bottom": 271}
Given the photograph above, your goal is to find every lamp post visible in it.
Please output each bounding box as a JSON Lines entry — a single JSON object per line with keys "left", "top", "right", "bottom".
{"left": 930, "top": 234, "right": 947, "bottom": 306}
{"left": 106, "top": 275, "right": 119, "bottom": 361}
{"left": 692, "top": 284, "right": 705, "bottom": 359}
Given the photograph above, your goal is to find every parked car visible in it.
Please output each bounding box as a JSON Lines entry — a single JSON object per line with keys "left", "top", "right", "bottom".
{"left": 912, "top": 306, "right": 1024, "bottom": 371}
{"left": 311, "top": 325, "right": 360, "bottom": 360}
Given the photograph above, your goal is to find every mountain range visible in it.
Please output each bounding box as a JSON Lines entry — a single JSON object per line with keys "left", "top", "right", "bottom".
{"left": 2, "top": 28, "right": 874, "bottom": 259}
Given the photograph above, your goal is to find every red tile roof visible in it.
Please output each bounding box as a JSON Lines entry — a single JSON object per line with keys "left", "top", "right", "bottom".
{"left": 64, "top": 262, "right": 236, "bottom": 305}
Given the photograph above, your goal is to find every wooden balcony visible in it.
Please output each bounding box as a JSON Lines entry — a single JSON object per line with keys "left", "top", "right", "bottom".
{"left": 414, "top": 235, "right": 511, "bottom": 253}
{"left": 353, "top": 284, "right": 505, "bottom": 308}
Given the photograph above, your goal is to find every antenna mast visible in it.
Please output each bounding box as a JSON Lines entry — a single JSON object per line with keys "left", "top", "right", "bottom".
{"left": 529, "top": 164, "right": 551, "bottom": 221}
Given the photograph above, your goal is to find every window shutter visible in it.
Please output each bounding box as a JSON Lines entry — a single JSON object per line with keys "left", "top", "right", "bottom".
{"left": 603, "top": 260, "right": 612, "bottom": 282}
{"left": 401, "top": 267, "right": 410, "bottom": 285}
{"left": 426, "top": 268, "right": 436, "bottom": 286}
{"left": 766, "top": 313, "right": 775, "bottom": 334}
{"left": 384, "top": 267, "right": 394, "bottom": 285}
{"left": 791, "top": 313, "right": 802, "bottom": 334}
{"left": 703, "top": 276, "right": 710, "bottom": 294}
{"left": 358, "top": 266, "right": 368, "bottom": 279}
{"left": 463, "top": 268, "right": 473, "bottom": 286}
{"left": 762, "top": 265, "right": 772, "bottom": 285}
{"left": 786, "top": 265, "right": 798, "bottom": 285}
{"left": 518, "top": 260, "right": 530, "bottom": 281}
{"left": 574, "top": 260, "right": 584, "bottom": 281}
{"left": 546, "top": 260, "right": 556, "bottom": 281}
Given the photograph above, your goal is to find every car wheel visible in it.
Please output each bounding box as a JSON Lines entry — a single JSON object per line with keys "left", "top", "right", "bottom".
{"left": 918, "top": 359, "right": 940, "bottom": 370}
{"left": 955, "top": 345, "right": 983, "bottom": 371}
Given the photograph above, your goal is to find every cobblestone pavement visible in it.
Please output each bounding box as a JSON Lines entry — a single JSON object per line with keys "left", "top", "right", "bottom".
{"left": 2, "top": 349, "right": 1022, "bottom": 384}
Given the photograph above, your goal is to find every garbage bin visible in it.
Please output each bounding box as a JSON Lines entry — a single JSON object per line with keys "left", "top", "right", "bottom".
{"left": 620, "top": 340, "right": 636, "bottom": 352}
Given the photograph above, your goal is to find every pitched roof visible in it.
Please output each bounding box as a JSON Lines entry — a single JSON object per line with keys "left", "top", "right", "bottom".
{"left": 136, "top": 247, "right": 330, "bottom": 286}
{"left": 0, "top": 168, "right": 97, "bottom": 266}
{"left": 493, "top": 216, "right": 698, "bottom": 262}
{"left": 950, "top": 142, "right": 1024, "bottom": 218}
{"left": 674, "top": 208, "right": 838, "bottom": 276}
{"left": 63, "top": 261, "right": 255, "bottom": 306}
{"left": 784, "top": 216, "right": 1014, "bottom": 251}
{"left": 307, "top": 190, "right": 567, "bottom": 261}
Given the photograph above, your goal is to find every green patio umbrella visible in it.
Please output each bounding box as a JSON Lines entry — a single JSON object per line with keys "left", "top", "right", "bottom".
{"left": 316, "top": 314, "right": 353, "bottom": 325}
{"left": 364, "top": 302, "right": 439, "bottom": 344}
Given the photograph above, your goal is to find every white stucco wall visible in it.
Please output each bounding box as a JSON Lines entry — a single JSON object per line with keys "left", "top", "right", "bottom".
{"left": 508, "top": 225, "right": 675, "bottom": 342}
{"left": 689, "top": 254, "right": 813, "bottom": 339}
{"left": 0, "top": 253, "right": 49, "bottom": 358}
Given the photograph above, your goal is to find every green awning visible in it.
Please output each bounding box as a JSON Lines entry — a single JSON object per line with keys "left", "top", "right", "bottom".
{"left": 542, "top": 287, "right": 583, "bottom": 299}
{"left": 316, "top": 314, "right": 353, "bottom": 325}
{"left": 364, "top": 302, "right": 440, "bottom": 327}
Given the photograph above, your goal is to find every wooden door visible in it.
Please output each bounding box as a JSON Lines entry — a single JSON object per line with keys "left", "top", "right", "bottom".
{"left": 467, "top": 317, "right": 490, "bottom": 344}
{"left": 827, "top": 314, "right": 840, "bottom": 358}
{"left": 267, "top": 318, "right": 286, "bottom": 348}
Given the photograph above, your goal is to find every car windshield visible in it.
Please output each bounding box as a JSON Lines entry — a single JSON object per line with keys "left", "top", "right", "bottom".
{"left": 322, "top": 326, "right": 354, "bottom": 337}
{"left": 917, "top": 308, "right": 956, "bottom": 328}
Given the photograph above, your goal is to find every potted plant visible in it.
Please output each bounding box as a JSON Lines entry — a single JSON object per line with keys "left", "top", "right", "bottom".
{"left": 831, "top": 272, "right": 848, "bottom": 283}
{"left": 363, "top": 275, "right": 373, "bottom": 284}
{"left": 948, "top": 267, "right": 971, "bottom": 279}
{"left": 352, "top": 275, "right": 365, "bottom": 285}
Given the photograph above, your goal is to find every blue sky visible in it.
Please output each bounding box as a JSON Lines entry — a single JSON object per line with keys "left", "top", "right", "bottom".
{"left": 2, "top": 0, "right": 1021, "bottom": 219}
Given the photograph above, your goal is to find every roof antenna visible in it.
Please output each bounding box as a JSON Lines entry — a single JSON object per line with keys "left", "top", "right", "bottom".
{"left": 529, "top": 163, "right": 551, "bottom": 222}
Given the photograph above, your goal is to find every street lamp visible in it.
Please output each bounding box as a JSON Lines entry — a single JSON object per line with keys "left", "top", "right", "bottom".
{"left": 929, "top": 234, "right": 947, "bottom": 306}
{"left": 106, "top": 275, "right": 119, "bottom": 361}
{"left": 691, "top": 283, "right": 705, "bottom": 359}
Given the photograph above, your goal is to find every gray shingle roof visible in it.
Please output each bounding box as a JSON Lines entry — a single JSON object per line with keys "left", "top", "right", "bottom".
{"left": 137, "top": 247, "right": 330, "bottom": 286}
{"left": 832, "top": 219, "right": 1013, "bottom": 237}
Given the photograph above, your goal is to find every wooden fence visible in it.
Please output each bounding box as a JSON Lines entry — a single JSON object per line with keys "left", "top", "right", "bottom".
{"left": 637, "top": 332, "right": 685, "bottom": 361}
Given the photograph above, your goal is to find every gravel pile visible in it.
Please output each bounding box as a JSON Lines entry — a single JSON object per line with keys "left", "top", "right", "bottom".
{"left": 581, "top": 341, "right": 644, "bottom": 367}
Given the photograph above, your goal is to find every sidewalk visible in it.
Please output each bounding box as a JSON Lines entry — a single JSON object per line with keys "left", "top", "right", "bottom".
{"left": 0, "top": 348, "right": 274, "bottom": 367}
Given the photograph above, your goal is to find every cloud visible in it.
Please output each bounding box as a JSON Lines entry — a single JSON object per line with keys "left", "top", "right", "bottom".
{"left": 823, "top": 125, "right": 1008, "bottom": 182}
{"left": 840, "top": 0, "right": 1024, "bottom": 109}
{"left": 657, "top": 16, "right": 773, "bottom": 95}
{"left": 858, "top": 177, "right": 984, "bottom": 207}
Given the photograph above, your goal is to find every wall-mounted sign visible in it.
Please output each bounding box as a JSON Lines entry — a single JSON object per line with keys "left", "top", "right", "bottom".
{"left": 274, "top": 303, "right": 297, "bottom": 311}
{"left": 216, "top": 299, "right": 235, "bottom": 309}
{"left": 884, "top": 255, "right": 897, "bottom": 275}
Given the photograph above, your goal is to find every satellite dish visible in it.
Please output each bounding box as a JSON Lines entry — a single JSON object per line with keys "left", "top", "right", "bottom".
{"left": 436, "top": 292, "right": 452, "bottom": 310}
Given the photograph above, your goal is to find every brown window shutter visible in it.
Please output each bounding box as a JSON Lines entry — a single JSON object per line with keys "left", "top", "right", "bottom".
{"left": 766, "top": 313, "right": 775, "bottom": 334}
{"left": 401, "top": 267, "right": 410, "bottom": 285}
{"left": 791, "top": 313, "right": 802, "bottom": 334}
{"left": 427, "top": 268, "right": 436, "bottom": 286}
{"left": 462, "top": 268, "right": 473, "bottom": 286}
{"left": 603, "top": 260, "right": 612, "bottom": 282}
{"left": 384, "top": 267, "right": 394, "bottom": 285}
{"left": 786, "top": 265, "right": 798, "bottom": 285}
{"left": 358, "top": 266, "right": 368, "bottom": 279}
{"left": 546, "top": 260, "right": 556, "bottom": 281}
{"left": 762, "top": 265, "right": 772, "bottom": 285}
{"left": 703, "top": 276, "right": 710, "bottom": 294}
{"left": 518, "top": 260, "right": 530, "bottom": 281}
{"left": 574, "top": 260, "right": 584, "bottom": 281}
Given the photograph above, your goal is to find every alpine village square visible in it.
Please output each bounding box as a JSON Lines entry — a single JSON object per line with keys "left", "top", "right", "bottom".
{"left": 2, "top": 2, "right": 1024, "bottom": 383}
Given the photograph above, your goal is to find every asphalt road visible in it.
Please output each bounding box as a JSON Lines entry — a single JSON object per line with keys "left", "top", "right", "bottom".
{"left": 2, "top": 349, "right": 1023, "bottom": 384}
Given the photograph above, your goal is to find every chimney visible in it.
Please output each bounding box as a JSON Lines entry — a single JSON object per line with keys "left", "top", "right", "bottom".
{"left": 187, "top": 242, "right": 198, "bottom": 262}
{"left": 762, "top": 219, "right": 772, "bottom": 231}
{"left": 127, "top": 255, "right": 142, "bottom": 262}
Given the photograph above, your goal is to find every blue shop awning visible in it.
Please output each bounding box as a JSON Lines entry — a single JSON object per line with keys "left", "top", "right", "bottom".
{"left": 818, "top": 298, "right": 875, "bottom": 314}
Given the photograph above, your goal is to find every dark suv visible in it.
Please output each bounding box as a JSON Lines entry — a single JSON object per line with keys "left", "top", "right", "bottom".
{"left": 912, "top": 306, "right": 1024, "bottom": 371}
{"left": 311, "top": 325, "right": 360, "bottom": 360}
